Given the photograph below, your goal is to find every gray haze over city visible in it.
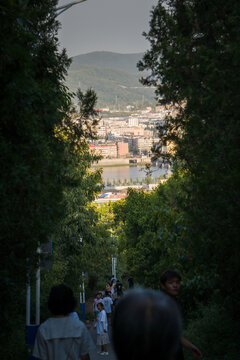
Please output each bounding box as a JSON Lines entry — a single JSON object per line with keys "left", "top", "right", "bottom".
{"left": 58, "top": 0, "right": 159, "bottom": 57}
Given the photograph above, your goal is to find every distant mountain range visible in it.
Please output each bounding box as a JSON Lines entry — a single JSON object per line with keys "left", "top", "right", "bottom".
{"left": 65, "top": 51, "right": 156, "bottom": 109}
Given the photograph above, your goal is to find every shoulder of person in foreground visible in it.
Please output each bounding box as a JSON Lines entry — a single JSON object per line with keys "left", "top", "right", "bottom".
{"left": 33, "top": 317, "right": 95, "bottom": 359}
{"left": 69, "top": 311, "right": 80, "bottom": 320}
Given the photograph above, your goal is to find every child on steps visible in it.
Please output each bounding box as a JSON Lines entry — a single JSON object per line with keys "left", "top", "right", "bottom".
{"left": 94, "top": 302, "right": 110, "bottom": 356}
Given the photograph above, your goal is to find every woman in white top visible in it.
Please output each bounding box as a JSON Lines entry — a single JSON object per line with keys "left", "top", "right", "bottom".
{"left": 94, "top": 302, "right": 110, "bottom": 356}
{"left": 33, "top": 284, "right": 95, "bottom": 360}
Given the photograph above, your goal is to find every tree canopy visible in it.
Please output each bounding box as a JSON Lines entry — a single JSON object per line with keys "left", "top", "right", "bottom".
{"left": 138, "top": 0, "right": 240, "bottom": 308}
{"left": 0, "top": 1, "right": 94, "bottom": 356}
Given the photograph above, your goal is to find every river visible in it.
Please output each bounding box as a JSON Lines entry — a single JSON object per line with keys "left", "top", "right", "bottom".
{"left": 100, "top": 165, "right": 168, "bottom": 183}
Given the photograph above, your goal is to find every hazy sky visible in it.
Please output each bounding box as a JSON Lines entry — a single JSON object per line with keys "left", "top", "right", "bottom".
{"left": 57, "top": 0, "right": 159, "bottom": 57}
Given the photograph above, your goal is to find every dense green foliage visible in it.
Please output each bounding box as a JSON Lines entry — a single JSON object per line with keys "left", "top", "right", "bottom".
{"left": 113, "top": 175, "right": 240, "bottom": 358}
{"left": 0, "top": 1, "right": 72, "bottom": 356}
{"left": 43, "top": 87, "right": 103, "bottom": 289}
{"left": 111, "top": 1, "right": 240, "bottom": 358}
{"left": 183, "top": 302, "right": 240, "bottom": 360}
{"left": 138, "top": 0, "right": 240, "bottom": 309}
{"left": 113, "top": 182, "right": 188, "bottom": 288}
{"left": 41, "top": 89, "right": 118, "bottom": 312}
{"left": 66, "top": 53, "right": 155, "bottom": 109}
{"left": 0, "top": 1, "right": 109, "bottom": 357}
{"left": 41, "top": 202, "right": 118, "bottom": 321}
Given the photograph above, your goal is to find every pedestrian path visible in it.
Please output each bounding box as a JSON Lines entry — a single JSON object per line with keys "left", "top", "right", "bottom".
{"left": 88, "top": 321, "right": 117, "bottom": 360}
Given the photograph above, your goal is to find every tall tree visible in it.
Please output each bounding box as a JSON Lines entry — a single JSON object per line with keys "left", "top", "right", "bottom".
{"left": 138, "top": 0, "right": 240, "bottom": 309}
{"left": 0, "top": 1, "right": 71, "bottom": 356}
{"left": 47, "top": 87, "right": 103, "bottom": 291}
{"left": 113, "top": 185, "right": 188, "bottom": 289}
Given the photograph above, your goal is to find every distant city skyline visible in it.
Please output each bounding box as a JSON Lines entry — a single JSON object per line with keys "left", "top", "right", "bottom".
{"left": 57, "top": 0, "right": 159, "bottom": 57}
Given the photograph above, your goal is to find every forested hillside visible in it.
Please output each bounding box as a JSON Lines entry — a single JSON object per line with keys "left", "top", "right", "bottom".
{"left": 72, "top": 51, "right": 143, "bottom": 73}
{"left": 66, "top": 52, "right": 155, "bottom": 109}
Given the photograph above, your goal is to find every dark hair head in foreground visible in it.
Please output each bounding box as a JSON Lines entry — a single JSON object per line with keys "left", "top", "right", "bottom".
{"left": 48, "top": 284, "right": 77, "bottom": 316}
{"left": 112, "top": 288, "right": 182, "bottom": 360}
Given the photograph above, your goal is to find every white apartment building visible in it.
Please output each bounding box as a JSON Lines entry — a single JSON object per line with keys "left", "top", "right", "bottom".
{"left": 90, "top": 143, "right": 117, "bottom": 158}
{"left": 128, "top": 117, "right": 139, "bottom": 127}
{"left": 136, "top": 137, "right": 160, "bottom": 154}
{"left": 144, "top": 129, "right": 154, "bottom": 137}
{"left": 97, "top": 125, "right": 108, "bottom": 138}
{"left": 111, "top": 126, "right": 144, "bottom": 137}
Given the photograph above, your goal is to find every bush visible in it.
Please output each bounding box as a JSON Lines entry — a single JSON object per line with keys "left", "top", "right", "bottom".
{"left": 183, "top": 302, "right": 240, "bottom": 360}
{"left": 84, "top": 311, "right": 95, "bottom": 322}
{"left": 7, "top": 314, "right": 27, "bottom": 360}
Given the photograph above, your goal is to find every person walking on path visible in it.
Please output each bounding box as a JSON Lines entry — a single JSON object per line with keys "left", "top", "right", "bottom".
{"left": 112, "top": 288, "right": 182, "bottom": 360}
{"left": 110, "top": 275, "right": 117, "bottom": 287}
{"left": 115, "top": 280, "right": 123, "bottom": 297}
{"left": 110, "top": 283, "right": 115, "bottom": 300}
{"left": 94, "top": 302, "right": 110, "bottom": 356}
{"left": 33, "top": 284, "right": 95, "bottom": 360}
{"left": 103, "top": 291, "right": 113, "bottom": 325}
{"left": 160, "top": 270, "right": 203, "bottom": 359}
{"left": 106, "top": 282, "right": 112, "bottom": 293}
{"left": 93, "top": 292, "right": 103, "bottom": 320}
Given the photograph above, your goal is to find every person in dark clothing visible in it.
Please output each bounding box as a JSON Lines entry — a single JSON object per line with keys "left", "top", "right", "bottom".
{"left": 127, "top": 276, "right": 134, "bottom": 289}
{"left": 110, "top": 275, "right": 117, "bottom": 286}
{"left": 112, "top": 288, "right": 182, "bottom": 360}
{"left": 115, "top": 279, "right": 123, "bottom": 297}
{"left": 160, "top": 270, "right": 203, "bottom": 359}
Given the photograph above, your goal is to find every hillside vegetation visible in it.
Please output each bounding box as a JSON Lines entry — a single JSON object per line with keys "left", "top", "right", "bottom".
{"left": 72, "top": 51, "right": 143, "bottom": 73}
{"left": 66, "top": 52, "right": 156, "bottom": 109}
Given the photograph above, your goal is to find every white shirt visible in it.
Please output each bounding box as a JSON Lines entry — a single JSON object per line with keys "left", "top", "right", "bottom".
{"left": 93, "top": 298, "right": 103, "bottom": 312}
{"left": 69, "top": 312, "right": 80, "bottom": 320}
{"left": 96, "top": 310, "right": 108, "bottom": 335}
{"left": 33, "top": 316, "right": 95, "bottom": 360}
{"left": 103, "top": 296, "right": 113, "bottom": 313}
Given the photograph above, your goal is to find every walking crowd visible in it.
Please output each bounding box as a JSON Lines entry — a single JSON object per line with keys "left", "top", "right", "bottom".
{"left": 32, "top": 270, "right": 203, "bottom": 360}
{"left": 92, "top": 275, "right": 124, "bottom": 356}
